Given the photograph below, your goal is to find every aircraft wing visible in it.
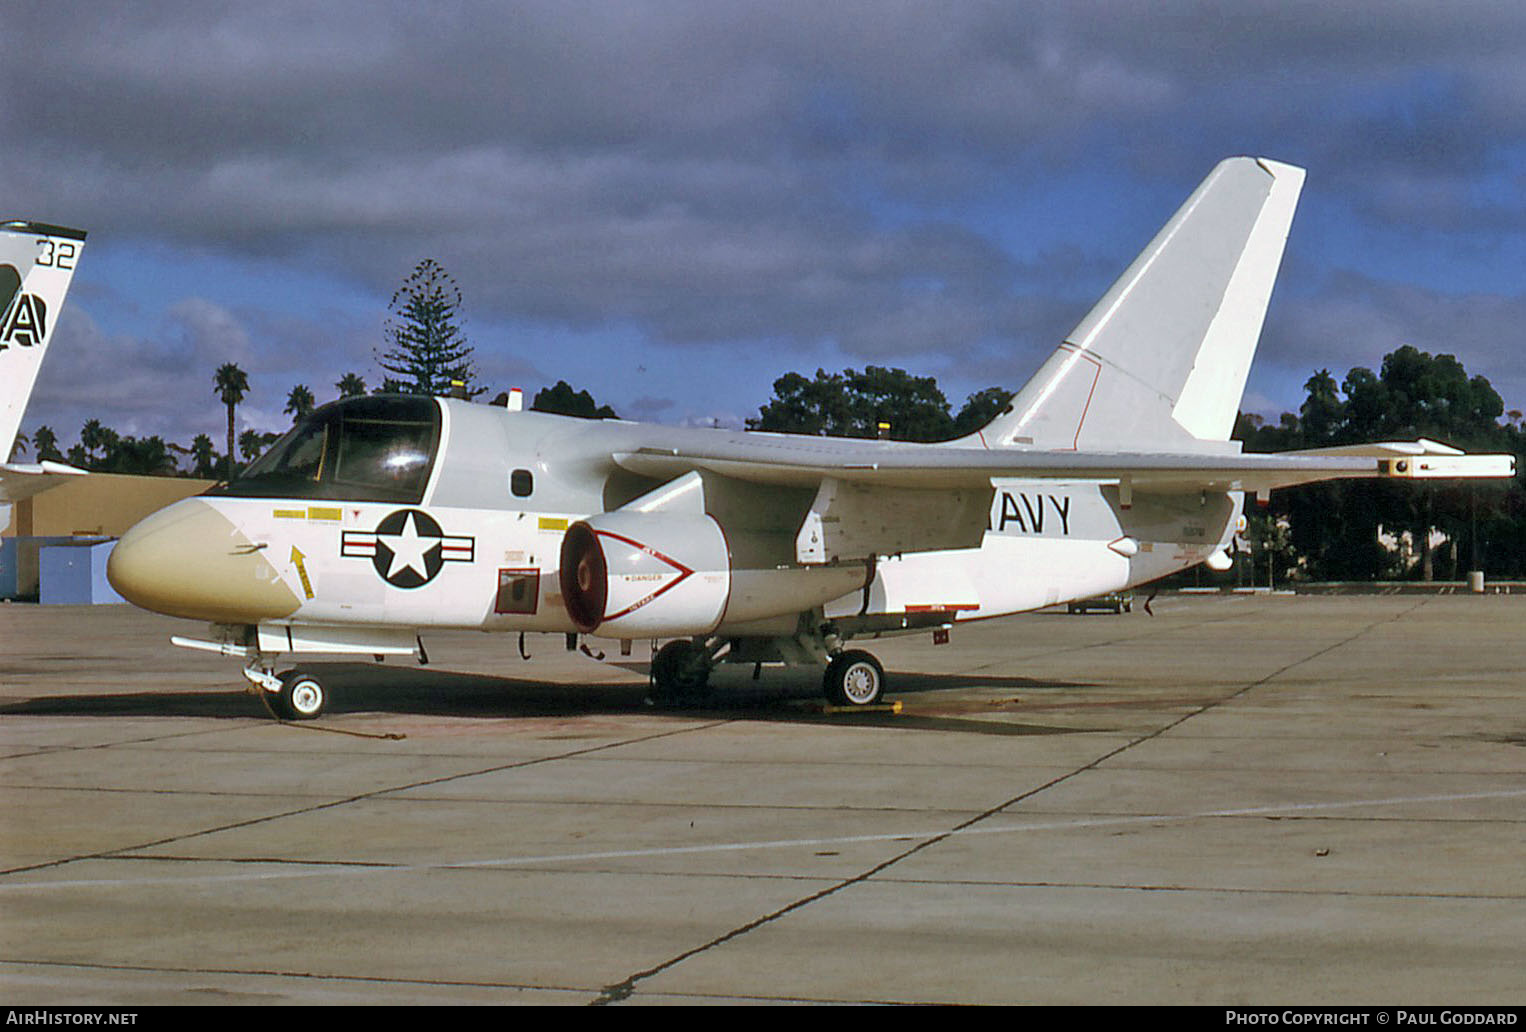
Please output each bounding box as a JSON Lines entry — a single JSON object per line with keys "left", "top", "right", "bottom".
{"left": 612, "top": 434, "right": 1516, "bottom": 495}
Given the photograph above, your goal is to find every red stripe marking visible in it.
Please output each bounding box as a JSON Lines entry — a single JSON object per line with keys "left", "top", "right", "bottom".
{"left": 1056, "top": 342, "right": 1103, "bottom": 452}
{"left": 593, "top": 529, "right": 696, "bottom": 623}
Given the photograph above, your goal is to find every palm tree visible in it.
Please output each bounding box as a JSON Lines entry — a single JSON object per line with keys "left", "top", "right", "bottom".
{"left": 240, "top": 428, "right": 277, "bottom": 461}
{"left": 213, "top": 363, "right": 249, "bottom": 480}
{"left": 285, "top": 384, "right": 316, "bottom": 423}
{"left": 189, "top": 433, "right": 218, "bottom": 478}
{"left": 32, "top": 425, "right": 62, "bottom": 462}
{"left": 111, "top": 435, "right": 178, "bottom": 476}
{"left": 80, "top": 419, "right": 105, "bottom": 461}
{"left": 79, "top": 419, "right": 120, "bottom": 469}
{"left": 335, "top": 372, "right": 367, "bottom": 399}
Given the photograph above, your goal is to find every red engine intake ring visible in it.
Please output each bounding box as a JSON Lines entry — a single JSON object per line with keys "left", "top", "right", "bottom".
{"left": 559, "top": 522, "right": 608, "bottom": 633}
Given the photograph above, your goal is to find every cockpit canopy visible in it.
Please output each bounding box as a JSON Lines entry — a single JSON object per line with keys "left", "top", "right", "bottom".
{"left": 211, "top": 395, "right": 440, "bottom": 504}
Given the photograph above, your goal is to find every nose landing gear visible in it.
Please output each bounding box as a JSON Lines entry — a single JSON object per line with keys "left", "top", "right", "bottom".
{"left": 242, "top": 660, "right": 328, "bottom": 721}
{"left": 275, "top": 670, "right": 328, "bottom": 720}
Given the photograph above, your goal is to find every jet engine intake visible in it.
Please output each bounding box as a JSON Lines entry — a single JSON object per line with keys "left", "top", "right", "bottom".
{"left": 559, "top": 512, "right": 731, "bottom": 637}
{"left": 559, "top": 510, "right": 874, "bottom": 638}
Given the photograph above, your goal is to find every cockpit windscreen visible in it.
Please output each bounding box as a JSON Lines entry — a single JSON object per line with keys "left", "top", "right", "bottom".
{"left": 211, "top": 395, "right": 440, "bottom": 503}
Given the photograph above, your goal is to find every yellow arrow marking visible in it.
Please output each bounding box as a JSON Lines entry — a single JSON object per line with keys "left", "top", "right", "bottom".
{"left": 290, "top": 546, "right": 315, "bottom": 600}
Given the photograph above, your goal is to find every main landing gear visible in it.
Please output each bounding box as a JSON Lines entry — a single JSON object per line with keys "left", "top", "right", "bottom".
{"left": 647, "top": 637, "right": 889, "bottom": 709}
{"left": 648, "top": 639, "right": 715, "bottom": 706}
{"left": 823, "top": 650, "right": 886, "bottom": 707}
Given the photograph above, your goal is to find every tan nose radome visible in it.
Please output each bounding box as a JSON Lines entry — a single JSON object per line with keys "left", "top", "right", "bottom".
{"left": 108, "top": 498, "right": 301, "bottom": 623}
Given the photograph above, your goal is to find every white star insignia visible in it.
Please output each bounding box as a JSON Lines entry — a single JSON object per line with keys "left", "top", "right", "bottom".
{"left": 379, "top": 511, "right": 438, "bottom": 581}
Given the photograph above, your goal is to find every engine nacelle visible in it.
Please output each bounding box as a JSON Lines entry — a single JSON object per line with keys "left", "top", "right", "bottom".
{"left": 560, "top": 512, "right": 731, "bottom": 637}
{"left": 560, "top": 510, "right": 873, "bottom": 638}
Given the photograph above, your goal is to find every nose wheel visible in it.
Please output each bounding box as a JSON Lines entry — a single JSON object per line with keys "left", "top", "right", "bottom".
{"left": 274, "top": 670, "right": 328, "bottom": 721}
{"left": 823, "top": 650, "right": 886, "bottom": 707}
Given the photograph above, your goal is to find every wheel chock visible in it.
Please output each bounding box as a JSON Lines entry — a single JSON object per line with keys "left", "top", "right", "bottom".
{"left": 818, "top": 700, "right": 902, "bottom": 715}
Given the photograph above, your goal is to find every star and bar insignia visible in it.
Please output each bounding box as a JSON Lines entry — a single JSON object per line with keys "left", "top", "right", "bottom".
{"left": 341, "top": 509, "right": 475, "bottom": 588}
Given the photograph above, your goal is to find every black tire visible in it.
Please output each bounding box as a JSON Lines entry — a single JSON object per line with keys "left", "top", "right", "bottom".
{"left": 276, "top": 670, "right": 327, "bottom": 720}
{"left": 823, "top": 650, "right": 886, "bottom": 707}
{"left": 649, "top": 640, "right": 712, "bottom": 705}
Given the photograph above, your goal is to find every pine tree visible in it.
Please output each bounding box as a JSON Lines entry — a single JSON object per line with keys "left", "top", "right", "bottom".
{"left": 377, "top": 260, "right": 477, "bottom": 396}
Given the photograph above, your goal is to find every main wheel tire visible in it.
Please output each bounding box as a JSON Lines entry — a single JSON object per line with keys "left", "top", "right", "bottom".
{"left": 649, "top": 640, "right": 712, "bottom": 705}
{"left": 276, "top": 670, "right": 327, "bottom": 720}
{"left": 824, "top": 650, "right": 886, "bottom": 707}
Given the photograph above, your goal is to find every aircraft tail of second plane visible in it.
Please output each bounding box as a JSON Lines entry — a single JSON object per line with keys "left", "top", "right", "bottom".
{"left": 1, "top": 220, "right": 87, "bottom": 461}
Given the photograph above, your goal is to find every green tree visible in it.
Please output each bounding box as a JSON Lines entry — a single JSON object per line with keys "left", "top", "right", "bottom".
{"left": 1299, "top": 369, "right": 1342, "bottom": 447}
{"left": 1351, "top": 347, "right": 1507, "bottom": 580}
{"left": 105, "top": 435, "right": 178, "bottom": 475}
{"left": 335, "top": 372, "right": 367, "bottom": 398}
{"left": 79, "top": 418, "right": 119, "bottom": 469}
{"left": 748, "top": 370, "right": 850, "bottom": 437}
{"left": 378, "top": 259, "right": 476, "bottom": 396}
{"left": 749, "top": 366, "right": 960, "bottom": 442}
{"left": 530, "top": 381, "right": 618, "bottom": 419}
{"left": 189, "top": 433, "right": 219, "bottom": 478}
{"left": 31, "top": 425, "right": 63, "bottom": 462}
{"left": 952, "top": 387, "right": 1015, "bottom": 438}
{"left": 1243, "top": 510, "right": 1295, "bottom": 588}
{"left": 240, "top": 428, "right": 280, "bottom": 461}
{"left": 213, "top": 363, "right": 250, "bottom": 480}
{"left": 285, "top": 384, "right": 316, "bottom": 423}
{"left": 1238, "top": 346, "right": 1521, "bottom": 581}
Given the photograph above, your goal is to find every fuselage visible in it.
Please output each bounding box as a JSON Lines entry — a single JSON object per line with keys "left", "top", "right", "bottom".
{"left": 107, "top": 395, "right": 1242, "bottom": 641}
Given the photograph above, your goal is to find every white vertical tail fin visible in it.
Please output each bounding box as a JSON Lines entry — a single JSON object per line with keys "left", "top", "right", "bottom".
{"left": 971, "top": 157, "right": 1304, "bottom": 453}
{"left": 1, "top": 220, "right": 86, "bottom": 458}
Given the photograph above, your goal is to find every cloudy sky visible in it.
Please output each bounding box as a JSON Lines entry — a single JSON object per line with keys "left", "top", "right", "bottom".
{"left": 7, "top": 1, "right": 1525, "bottom": 450}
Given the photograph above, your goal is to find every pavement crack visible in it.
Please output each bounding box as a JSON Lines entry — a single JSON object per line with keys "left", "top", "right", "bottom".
{"left": 0, "top": 719, "right": 734, "bottom": 879}
{"left": 592, "top": 598, "right": 1441, "bottom": 1005}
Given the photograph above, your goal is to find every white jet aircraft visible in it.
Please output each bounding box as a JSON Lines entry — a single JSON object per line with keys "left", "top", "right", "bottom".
{"left": 105, "top": 158, "right": 1515, "bottom": 719}
{"left": 1, "top": 220, "right": 89, "bottom": 533}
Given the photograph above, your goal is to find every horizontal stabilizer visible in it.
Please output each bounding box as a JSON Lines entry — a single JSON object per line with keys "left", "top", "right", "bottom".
{"left": 1286, "top": 441, "right": 1516, "bottom": 480}
{"left": 0, "top": 459, "right": 88, "bottom": 503}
